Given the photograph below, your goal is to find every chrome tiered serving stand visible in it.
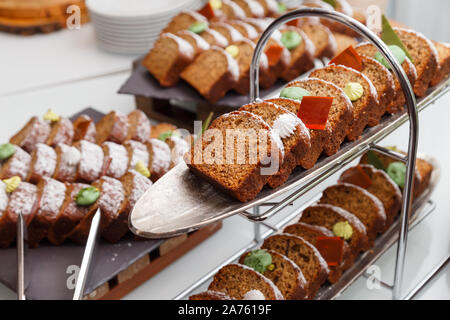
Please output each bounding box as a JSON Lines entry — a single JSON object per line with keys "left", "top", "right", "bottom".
{"left": 63, "top": 8, "right": 450, "bottom": 300}
{"left": 169, "top": 8, "right": 449, "bottom": 300}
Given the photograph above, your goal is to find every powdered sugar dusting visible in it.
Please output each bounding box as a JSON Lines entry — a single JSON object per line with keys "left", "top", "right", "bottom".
{"left": 38, "top": 177, "right": 66, "bottom": 219}
{"left": 98, "top": 176, "right": 125, "bottom": 218}
{"left": 7, "top": 182, "right": 37, "bottom": 218}
{"left": 78, "top": 140, "right": 104, "bottom": 182}
{"left": 169, "top": 136, "right": 190, "bottom": 165}
{"left": 149, "top": 138, "right": 171, "bottom": 176}
{"left": 0, "top": 181, "right": 8, "bottom": 212}
{"left": 127, "top": 170, "right": 152, "bottom": 210}
{"left": 79, "top": 115, "right": 96, "bottom": 143}
{"left": 56, "top": 143, "right": 80, "bottom": 180}
{"left": 103, "top": 142, "right": 129, "bottom": 179}
{"left": 32, "top": 143, "right": 57, "bottom": 179}
{"left": 125, "top": 140, "right": 149, "bottom": 168}
{"left": 19, "top": 117, "right": 51, "bottom": 152}
{"left": 110, "top": 111, "right": 130, "bottom": 143}
{"left": 51, "top": 117, "right": 74, "bottom": 146}
{"left": 6, "top": 145, "right": 31, "bottom": 180}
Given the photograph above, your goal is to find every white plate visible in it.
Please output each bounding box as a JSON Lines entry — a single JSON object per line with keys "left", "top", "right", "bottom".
{"left": 87, "top": 0, "right": 197, "bottom": 19}
{"left": 97, "top": 33, "right": 158, "bottom": 45}
{"left": 95, "top": 35, "right": 155, "bottom": 48}
{"left": 88, "top": 12, "right": 180, "bottom": 25}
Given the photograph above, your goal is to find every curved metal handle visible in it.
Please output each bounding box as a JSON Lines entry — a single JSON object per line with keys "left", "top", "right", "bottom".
{"left": 249, "top": 8, "right": 418, "bottom": 300}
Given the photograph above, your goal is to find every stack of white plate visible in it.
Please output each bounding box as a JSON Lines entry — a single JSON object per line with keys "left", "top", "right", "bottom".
{"left": 86, "top": 0, "right": 204, "bottom": 55}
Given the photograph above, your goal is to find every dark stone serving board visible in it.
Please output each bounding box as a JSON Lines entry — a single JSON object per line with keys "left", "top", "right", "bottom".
{"left": 0, "top": 108, "right": 172, "bottom": 300}
{"left": 118, "top": 58, "right": 289, "bottom": 108}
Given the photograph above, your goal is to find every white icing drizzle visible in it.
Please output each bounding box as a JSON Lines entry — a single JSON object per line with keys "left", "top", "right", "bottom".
{"left": 244, "top": 17, "right": 271, "bottom": 32}
{"left": 272, "top": 113, "right": 301, "bottom": 139}
{"left": 32, "top": 143, "right": 57, "bottom": 178}
{"left": 127, "top": 170, "right": 152, "bottom": 210}
{"left": 97, "top": 177, "right": 125, "bottom": 218}
{"left": 169, "top": 135, "right": 190, "bottom": 165}
{"left": 233, "top": 21, "right": 259, "bottom": 40}
{"left": 243, "top": 289, "right": 266, "bottom": 300}
{"left": 211, "top": 46, "right": 240, "bottom": 82}
{"left": 7, "top": 182, "right": 37, "bottom": 217}
{"left": 265, "top": 0, "right": 279, "bottom": 14}
{"left": 103, "top": 142, "right": 129, "bottom": 179}
{"left": 182, "top": 10, "right": 208, "bottom": 22}
{"left": 178, "top": 30, "right": 210, "bottom": 51}
{"left": 243, "top": 0, "right": 265, "bottom": 17}
{"left": 0, "top": 181, "right": 8, "bottom": 212}
{"left": 222, "top": 0, "right": 246, "bottom": 19}
{"left": 149, "top": 138, "right": 171, "bottom": 176}
{"left": 6, "top": 145, "right": 31, "bottom": 180}
{"left": 38, "top": 177, "right": 66, "bottom": 218}
{"left": 78, "top": 140, "right": 104, "bottom": 182}
{"left": 212, "top": 22, "right": 245, "bottom": 42}
{"left": 163, "top": 33, "right": 195, "bottom": 60}
{"left": 204, "top": 29, "right": 229, "bottom": 48}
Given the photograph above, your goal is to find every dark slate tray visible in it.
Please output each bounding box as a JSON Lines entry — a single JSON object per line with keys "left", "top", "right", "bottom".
{"left": 0, "top": 108, "right": 169, "bottom": 300}
{"left": 118, "top": 58, "right": 297, "bottom": 108}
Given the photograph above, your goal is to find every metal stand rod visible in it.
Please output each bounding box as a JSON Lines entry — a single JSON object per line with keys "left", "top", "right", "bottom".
{"left": 253, "top": 206, "right": 262, "bottom": 244}
{"left": 249, "top": 7, "right": 418, "bottom": 300}
{"left": 16, "top": 212, "right": 25, "bottom": 300}
{"left": 368, "top": 144, "right": 408, "bottom": 163}
{"left": 73, "top": 209, "right": 101, "bottom": 300}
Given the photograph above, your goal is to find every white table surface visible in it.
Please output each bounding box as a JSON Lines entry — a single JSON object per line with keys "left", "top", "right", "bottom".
{"left": 0, "top": 25, "right": 448, "bottom": 300}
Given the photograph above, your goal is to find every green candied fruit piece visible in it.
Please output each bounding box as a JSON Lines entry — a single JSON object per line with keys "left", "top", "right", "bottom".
{"left": 278, "top": 2, "right": 287, "bottom": 13}
{"left": 189, "top": 21, "right": 208, "bottom": 34}
{"left": 374, "top": 45, "right": 406, "bottom": 70}
{"left": 158, "top": 130, "right": 173, "bottom": 141}
{"left": 75, "top": 186, "right": 100, "bottom": 206}
{"left": 344, "top": 82, "right": 364, "bottom": 101}
{"left": 333, "top": 221, "right": 353, "bottom": 240}
{"left": 243, "top": 249, "right": 272, "bottom": 273}
{"left": 281, "top": 30, "right": 302, "bottom": 50}
{"left": 280, "top": 87, "right": 310, "bottom": 101}
{"left": 387, "top": 162, "right": 406, "bottom": 188}
{"left": 0, "top": 143, "right": 16, "bottom": 160}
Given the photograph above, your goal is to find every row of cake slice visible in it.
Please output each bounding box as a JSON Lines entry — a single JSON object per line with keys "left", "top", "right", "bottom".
{"left": 185, "top": 27, "right": 449, "bottom": 202}
{"left": 2, "top": 109, "right": 192, "bottom": 184}
{"left": 143, "top": 9, "right": 341, "bottom": 102}
{"left": 0, "top": 111, "right": 190, "bottom": 248}
{"left": 190, "top": 157, "right": 433, "bottom": 300}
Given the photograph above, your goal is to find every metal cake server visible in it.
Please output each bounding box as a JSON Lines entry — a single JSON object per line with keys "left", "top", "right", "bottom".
{"left": 73, "top": 209, "right": 101, "bottom": 300}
